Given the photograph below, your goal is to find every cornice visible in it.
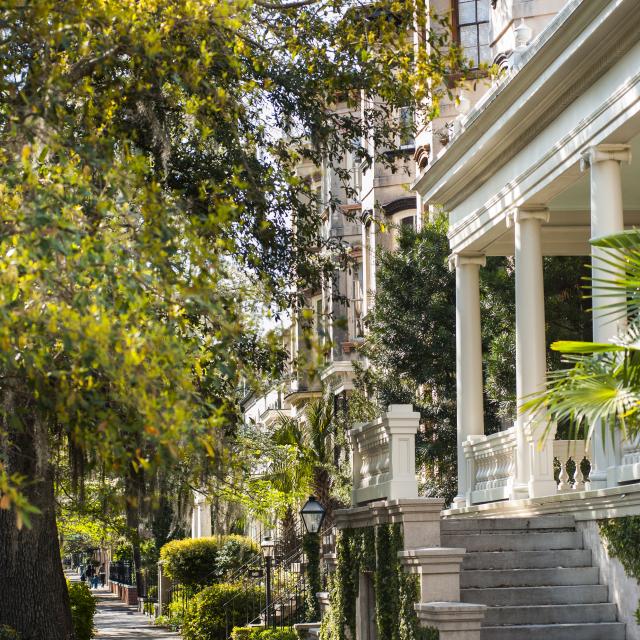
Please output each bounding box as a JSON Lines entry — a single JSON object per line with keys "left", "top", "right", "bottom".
{"left": 413, "top": 0, "right": 639, "bottom": 210}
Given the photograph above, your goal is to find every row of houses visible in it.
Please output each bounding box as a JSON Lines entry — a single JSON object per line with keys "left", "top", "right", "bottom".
{"left": 235, "top": 1, "right": 640, "bottom": 637}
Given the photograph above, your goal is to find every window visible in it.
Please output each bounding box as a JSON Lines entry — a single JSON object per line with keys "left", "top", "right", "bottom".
{"left": 398, "top": 106, "right": 415, "bottom": 148}
{"left": 456, "top": 0, "right": 490, "bottom": 67}
{"left": 401, "top": 215, "right": 415, "bottom": 229}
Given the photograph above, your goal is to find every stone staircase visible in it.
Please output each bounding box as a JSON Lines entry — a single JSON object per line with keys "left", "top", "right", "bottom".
{"left": 441, "top": 516, "right": 625, "bottom": 640}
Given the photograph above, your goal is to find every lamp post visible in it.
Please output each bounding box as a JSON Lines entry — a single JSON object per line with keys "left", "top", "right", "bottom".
{"left": 300, "top": 497, "right": 326, "bottom": 622}
{"left": 300, "top": 496, "right": 326, "bottom": 535}
{"left": 261, "top": 536, "right": 275, "bottom": 628}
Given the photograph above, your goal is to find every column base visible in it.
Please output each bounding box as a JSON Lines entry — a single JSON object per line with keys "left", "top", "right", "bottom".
{"left": 588, "top": 471, "right": 608, "bottom": 490}
{"left": 528, "top": 478, "right": 557, "bottom": 499}
{"left": 607, "top": 466, "right": 621, "bottom": 488}
{"left": 452, "top": 495, "right": 469, "bottom": 509}
{"left": 510, "top": 483, "right": 529, "bottom": 501}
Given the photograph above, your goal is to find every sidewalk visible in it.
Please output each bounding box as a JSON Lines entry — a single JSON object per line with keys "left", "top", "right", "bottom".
{"left": 93, "top": 587, "right": 181, "bottom": 639}
{"left": 65, "top": 572, "right": 180, "bottom": 639}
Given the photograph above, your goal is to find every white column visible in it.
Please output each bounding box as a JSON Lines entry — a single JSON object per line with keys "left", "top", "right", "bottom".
{"left": 508, "top": 207, "right": 556, "bottom": 499}
{"left": 581, "top": 144, "right": 631, "bottom": 488}
{"left": 450, "top": 254, "right": 486, "bottom": 507}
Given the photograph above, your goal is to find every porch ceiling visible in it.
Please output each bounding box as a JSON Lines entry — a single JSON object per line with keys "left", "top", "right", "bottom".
{"left": 481, "top": 134, "right": 640, "bottom": 257}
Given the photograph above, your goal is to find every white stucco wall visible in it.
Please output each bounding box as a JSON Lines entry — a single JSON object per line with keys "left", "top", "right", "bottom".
{"left": 578, "top": 520, "right": 640, "bottom": 640}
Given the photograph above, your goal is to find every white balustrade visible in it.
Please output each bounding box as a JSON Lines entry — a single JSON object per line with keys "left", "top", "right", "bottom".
{"left": 616, "top": 435, "right": 640, "bottom": 483}
{"left": 553, "top": 440, "right": 591, "bottom": 492}
{"left": 350, "top": 404, "right": 420, "bottom": 505}
{"left": 463, "top": 428, "right": 517, "bottom": 505}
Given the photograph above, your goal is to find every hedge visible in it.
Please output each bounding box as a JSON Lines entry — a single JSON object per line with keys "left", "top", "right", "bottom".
{"left": 160, "top": 535, "right": 259, "bottom": 589}
{"left": 231, "top": 628, "right": 297, "bottom": 640}
{"left": 67, "top": 581, "right": 97, "bottom": 640}
{"left": 181, "top": 583, "right": 265, "bottom": 640}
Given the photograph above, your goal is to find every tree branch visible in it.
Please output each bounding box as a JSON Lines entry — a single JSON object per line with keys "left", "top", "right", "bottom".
{"left": 254, "top": 0, "right": 320, "bottom": 10}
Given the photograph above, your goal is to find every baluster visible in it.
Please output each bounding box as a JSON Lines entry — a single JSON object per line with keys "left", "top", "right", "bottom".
{"left": 557, "top": 456, "right": 569, "bottom": 492}
{"left": 577, "top": 455, "right": 590, "bottom": 491}
{"left": 566, "top": 457, "right": 577, "bottom": 491}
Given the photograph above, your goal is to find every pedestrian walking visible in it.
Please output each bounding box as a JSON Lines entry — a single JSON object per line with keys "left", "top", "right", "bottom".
{"left": 99, "top": 564, "right": 106, "bottom": 588}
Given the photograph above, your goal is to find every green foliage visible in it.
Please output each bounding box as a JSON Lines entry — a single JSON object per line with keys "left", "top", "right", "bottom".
{"left": 231, "top": 628, "right": 297, "bottom": 640}
{"left": 67, "top": 581, "right": 97, "bottom": 640}
{"left": 0, "top": 0, "right": 468, "bottom": 532}
{"left": 160, "top": 535, "right": 258, "bottom": 589}
{"left": 321, "top": 525, "right": 425, "bottom": 640}
{"left": 0, "top": 626, "right": 21, "bottom": 640}
{"left": 182, "top": 583, "right": 265, "bottom": 640}
{"left": 527, "top": 231, "right": 640, "bottom": 442}
{"left": 303, "top": 533, "right": 322, "bottom": 622}
{"left": 599, "top": 517, "right": 640, "bottom": 624}
{"left": 374, "top": 524, "right": 401, "bottom": 640}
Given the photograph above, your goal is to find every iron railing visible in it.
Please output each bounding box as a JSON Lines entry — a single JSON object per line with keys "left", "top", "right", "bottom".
{"left": 109, "top": 560, "right": 135, "bottom": 586}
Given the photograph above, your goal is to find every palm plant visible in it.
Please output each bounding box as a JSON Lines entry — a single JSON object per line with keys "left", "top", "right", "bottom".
{"left": 269, "top": 394, "right": 336, "bottom": 524}
{"left": 528, "top": 230, "right": 640, "bottom": 443}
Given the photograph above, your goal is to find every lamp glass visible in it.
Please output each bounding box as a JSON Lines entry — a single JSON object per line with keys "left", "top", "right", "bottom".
{"left": 261, "top": 536, "right": 275, "bottom": 558}
{"left": 300, "top": 496, "right": 326, "bottom": 534}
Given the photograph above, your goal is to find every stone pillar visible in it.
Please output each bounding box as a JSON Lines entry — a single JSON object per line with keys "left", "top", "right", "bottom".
{"left": 581, "top": 144, "right": 631, "bottom": 488}
{"left": 450, "top": 254, "right": 486, "bottom": 507}
{"left": 192, "top": 490, "right": 212, "bottom": 538}
{"left": 508, "top": 207, "right": 556, "bottom": 499}
{"left": 398, "top": 548, "right": 465, "bottom": 602}
{"left": 415, "top": 603, "right": 486, "bottom": 640}
{"left": 157, "top": 562, "right": 171, "bottom": 616}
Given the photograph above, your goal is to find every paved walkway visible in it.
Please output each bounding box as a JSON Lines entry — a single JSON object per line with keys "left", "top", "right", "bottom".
{"left": 65, "top": 571, "right": 180, "bottom": 639}
{"left": 93, "top": 587, "right": 181, "bottom": 639}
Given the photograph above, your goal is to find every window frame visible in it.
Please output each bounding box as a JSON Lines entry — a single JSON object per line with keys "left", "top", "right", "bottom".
{"left": 452, "top": 0, "right": 491, "bottom": 69}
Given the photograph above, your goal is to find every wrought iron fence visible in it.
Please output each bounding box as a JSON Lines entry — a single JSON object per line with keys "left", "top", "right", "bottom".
{"left": 109, "top": 560, "right": 135, "bottom": 586}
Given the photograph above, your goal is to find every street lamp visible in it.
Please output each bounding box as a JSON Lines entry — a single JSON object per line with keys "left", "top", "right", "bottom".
{"left": 300, "top": 496, "right": 326, "bottom": 534}
{"left": 261, "top": 536, "right": 275, "bottom": 628}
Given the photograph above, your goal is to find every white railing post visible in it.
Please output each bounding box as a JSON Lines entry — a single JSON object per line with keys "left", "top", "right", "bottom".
{"left": 349, "top": 404, "right": 420, "bottom": 506}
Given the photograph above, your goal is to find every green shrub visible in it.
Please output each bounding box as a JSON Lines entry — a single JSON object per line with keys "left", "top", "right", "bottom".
{"left": 182, "top": 583, "right": 265, "bottom": 640}
{"left": 67, "top": 581, "right": 97, "bottom": 640}
{"left": 258, "top": 629, "right": 297, "bottom": 640}
{"left": 231, "top": 628, "right": 297, "bottom": 640}
{"left": 0, "top": 626, "right": 21, "bottom": 640}
{"left": 160, "top": 535, "right": 258, "bottom": 589}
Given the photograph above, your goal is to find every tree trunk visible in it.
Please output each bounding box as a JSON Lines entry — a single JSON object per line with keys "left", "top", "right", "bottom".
{"left": 0, "top": 393, "right": 75, "bottom": 640}
{"left": 125, "top": 468, "right": 145, "bottom": 597}
{"left": 312, "top": 467, "right": 333, "bottom": 529}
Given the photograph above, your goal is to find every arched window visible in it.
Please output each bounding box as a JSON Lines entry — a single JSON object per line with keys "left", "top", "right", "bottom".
{"left": 456, "top": 0, "right": 491, "bottom": 67}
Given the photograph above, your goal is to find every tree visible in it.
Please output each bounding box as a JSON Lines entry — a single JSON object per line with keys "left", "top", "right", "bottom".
{"left": 0, "top": 1, "right": 464, "bottom": 636}
{"left": 271, "top": 394, "right": 337, "bottom": 521}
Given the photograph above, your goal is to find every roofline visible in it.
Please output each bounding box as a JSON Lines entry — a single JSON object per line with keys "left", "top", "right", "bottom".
{"left": 412, "top": 0, "right": 637, "bottom": 209}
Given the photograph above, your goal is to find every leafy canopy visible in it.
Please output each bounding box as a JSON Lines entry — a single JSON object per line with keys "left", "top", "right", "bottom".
{"left": 0, "top": 0, "right": 464, "bottom": 522}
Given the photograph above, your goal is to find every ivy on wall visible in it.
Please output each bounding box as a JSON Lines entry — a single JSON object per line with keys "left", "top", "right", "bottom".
{"left": 320, "top": 525, "right": 438, "bottom": 640}
{"left": 599, "top": 516, "right": 640, "bottom": 622}
{"left": 303, "top": 533, "right": 322, "bottom": 622}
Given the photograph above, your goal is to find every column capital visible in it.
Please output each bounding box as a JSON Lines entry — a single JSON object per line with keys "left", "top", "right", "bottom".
{"left": 505, "top": 206, "right": 549, "bottom": 229}
{"left": 448, "top": 252, "right": 486, "bottom": 272}
{"left": 580, "top": 143, "right": 631, "bottom": 171}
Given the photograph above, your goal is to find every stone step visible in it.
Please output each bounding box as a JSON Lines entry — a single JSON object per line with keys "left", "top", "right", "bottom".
{"left": 461, "top": 566, "right": 599, "bottom": 588}
{"left": 483, "top": 603, "right": 618, "bottom": 626}
{"left": 461, "top": 584, "right": 609, "bottom": 606}
{"left": 462, "top": 549, "right": 592, "bottom": 570}
{"left": 442, "top": 531, "right": 582, "bottom": 552}
{"left": 480, "top": 622, "right": 625, "bottom": 640}
{"left": 442, "top": 516, "right": 576, "bottom": 533}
